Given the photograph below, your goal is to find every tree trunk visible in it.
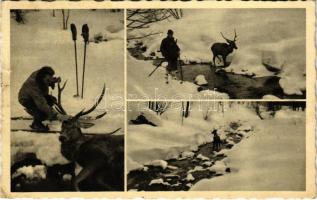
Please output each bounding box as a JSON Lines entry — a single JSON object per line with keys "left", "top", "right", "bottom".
{"left": 62, "top": 10, "right": 70, "bottom": 30}
{"left": 184, "top": 101, "right": 190, "bottom": 118}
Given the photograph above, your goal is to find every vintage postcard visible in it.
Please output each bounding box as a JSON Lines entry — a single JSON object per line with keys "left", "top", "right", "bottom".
{"left": 0, "top": 1, "right": 316, "bottom": 199}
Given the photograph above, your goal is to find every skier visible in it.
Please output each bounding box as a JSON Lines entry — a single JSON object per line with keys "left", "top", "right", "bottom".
{"left": 160, "top": 29, "right": 180, "bottom": 82}
{"left": 18, "top": 66, "right": 71, "bottom": 131}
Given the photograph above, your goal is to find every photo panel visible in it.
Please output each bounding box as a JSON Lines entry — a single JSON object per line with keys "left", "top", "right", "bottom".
{"left": 127, "top": 101, "right": 306, "bottom": 191}
{"left": 127, "top": 8, "right": 306, "bottom": 100}
{"left": 9, "top": 9, "right": 125, "bottom": 192}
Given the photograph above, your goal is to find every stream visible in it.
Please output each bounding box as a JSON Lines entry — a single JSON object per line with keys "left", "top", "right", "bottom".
{"left": 128, "top": 46, "right": 305, "bottom": 99}
{"left": 127, "top": 126, "right": 246, "bottom": 191}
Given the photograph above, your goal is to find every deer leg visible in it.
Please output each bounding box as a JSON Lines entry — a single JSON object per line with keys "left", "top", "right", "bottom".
{"left": 95, "top": 171, "right": 115, "bottom": 191}
{"left": 72, "top": 163, "right": 100, "bottom": 191}
{"left": 213, "top": 56, "right": 216, "bottom": 67}
{"left": 222, "top": 55, "right": 227, "bottom": 67}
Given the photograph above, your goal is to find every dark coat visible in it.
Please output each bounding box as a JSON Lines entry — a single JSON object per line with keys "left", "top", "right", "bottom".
{"left": 18, "top": 70, "right": 57, "bottom": 119}
{"left": 160, "top": 37, "right": 180, "bottom": 61}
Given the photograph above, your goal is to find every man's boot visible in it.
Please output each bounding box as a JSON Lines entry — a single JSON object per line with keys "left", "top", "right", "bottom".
{"left": 30, "top": 120, "right": 49, "bottom": 132}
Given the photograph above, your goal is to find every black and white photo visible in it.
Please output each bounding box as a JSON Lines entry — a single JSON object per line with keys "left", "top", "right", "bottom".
{"left": 127, "top": 101, "right": 306, "bottom": 191}
{"left": 10, "top": 9, "right": 125, "bottom": 192}
{"left": 127, "top": 9, "right": 306, "bottom": 99}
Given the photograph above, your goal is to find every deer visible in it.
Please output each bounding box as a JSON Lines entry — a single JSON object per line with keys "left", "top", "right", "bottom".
{"left": 211, "top": 30, "right": 238, "bottom": 68}
{"left": 54, "top": 81, "right": 124, "bottom": 191}
{"left": 212, "top": 129, "right": 221, "bottom": 152}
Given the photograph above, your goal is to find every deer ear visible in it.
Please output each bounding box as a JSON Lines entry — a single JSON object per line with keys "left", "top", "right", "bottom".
{"left": 79, "top": 121, "right": 95, "bottom": 129}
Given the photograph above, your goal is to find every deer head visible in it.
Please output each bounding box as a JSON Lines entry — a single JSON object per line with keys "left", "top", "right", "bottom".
{"left": 54, "top": 81, "right": 107, "bottom": 143}
{"left": 221, "top": 29, "right": 238, "bottom": 49}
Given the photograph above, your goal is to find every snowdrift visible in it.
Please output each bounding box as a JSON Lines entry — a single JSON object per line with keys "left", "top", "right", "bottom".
{"left": 191, "top": 111, "right": 305, "bottom": 191}
{"left": 11, "top": 131, "right": 69, "bottom": 166}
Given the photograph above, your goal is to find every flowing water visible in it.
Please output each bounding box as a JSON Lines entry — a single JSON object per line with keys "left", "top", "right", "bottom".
{"left": 177, "top": 64, "right": 305, "bottom": 99}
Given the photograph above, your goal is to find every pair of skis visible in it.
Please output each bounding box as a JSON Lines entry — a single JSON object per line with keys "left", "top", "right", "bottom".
{"left": 164, "top": 57, "right": 183, "bottom": 85}
{"left": 71, "top": 23, "right": 89, "bottom": 99}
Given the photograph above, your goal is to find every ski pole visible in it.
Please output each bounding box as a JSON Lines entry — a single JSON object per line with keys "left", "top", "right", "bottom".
{"left": 148, "top": 60, "right": 164, "bottom": 77}
{"left": 81, "top": 24, "right": 89, "bottom": 99}
{"left": 71, "top": 23, "right": 79, "bottom": 97}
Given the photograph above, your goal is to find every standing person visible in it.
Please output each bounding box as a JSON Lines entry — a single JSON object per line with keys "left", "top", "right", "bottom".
{"left": 160, "top": 29, "right": 180, "bottom": 82}
{"left": 18, "top": 66, "right": 71, "bottom": 131}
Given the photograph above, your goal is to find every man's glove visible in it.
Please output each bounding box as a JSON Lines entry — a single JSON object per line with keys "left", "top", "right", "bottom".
{"left": 49, "top": 77, "right": 61, "bottom": 89}
{"left": 57, "top": 113, "right": 72, "bottom": 122}
{"left": 50, "top": 95, "right": 57, "bottom": 104}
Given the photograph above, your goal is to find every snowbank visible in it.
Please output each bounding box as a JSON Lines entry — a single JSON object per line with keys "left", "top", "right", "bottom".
{"left": 194, "top": 75, "right": 208, "bottom": 86}
{"left": 11, "top": 131, "right": 69, "bottom": 166}
{"left": 12, "top": 165, "right": 47, "bottom": 180}
{"left": 128, "top": 9, "right": 305, "bottom": 95}
{"left": 127, "top": 102, "right": 164, "bottom": 126}
{"left": 275, "top": 108, "right": 305, "bottom": 119}
{"left": 208, "top": 160, "right": 227, "bottom": 175}
{"left": 146, "top": 160, "right": 168, "bottom": 169}
{"left": 191, "top": 115, "right": 305, "bottom": 191}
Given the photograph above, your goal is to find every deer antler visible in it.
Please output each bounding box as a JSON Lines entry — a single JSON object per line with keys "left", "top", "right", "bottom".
{"left": 74, "top": 84, "right": 107, "bottom": 119}
{"left": 220, "top": 32, "right": 230, "bottom": 42}
{"left": 54, "top": 81, "right": 68, "bottom": 115}
{"left": 234, "top": 29, "right": 238, "bottom": 41}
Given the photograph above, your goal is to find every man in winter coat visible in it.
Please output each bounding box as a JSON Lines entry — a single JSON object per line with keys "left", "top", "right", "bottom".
{"left": 160, "top": 29, "right": 180, "bottom": 72}
{"left": 18, "top": 66, "right": 71, "bottom": 131}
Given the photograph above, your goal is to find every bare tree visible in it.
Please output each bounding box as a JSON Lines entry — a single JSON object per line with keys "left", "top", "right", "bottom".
{"left": 148, "top": 101, "right": 171, "bottom": 115}
{"left": 127, "top": 9, "right": 170, "bottom": 30}
{"left": 11, "top": 10, "right": 25, "bottom": 24}
{"left": 203, "top": 105, "right": 211, "bottom": 121}
{"left": 181, "top": 102, "right": 185, "bottom": 125}
{"left": 184, "top": 101, "right": 191, "bottom": 118}
{"left": 61, "top": 10, "right": 70, "bottom": 30}
{"left": 167, "top": 9, "right": 183, "bottom": 19}
{"left": 127, "top": 9, "right": 183, "bottom": 41}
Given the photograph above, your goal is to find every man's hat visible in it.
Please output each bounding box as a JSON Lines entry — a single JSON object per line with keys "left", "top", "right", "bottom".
{"left": 167, "top": 29, "right": 174, "bottom": 35}
{"left": 212, "top": 129, "right": 217, "bottom": 134}
{"left": 39, "top": 66, "right": 55, "bottom": 76}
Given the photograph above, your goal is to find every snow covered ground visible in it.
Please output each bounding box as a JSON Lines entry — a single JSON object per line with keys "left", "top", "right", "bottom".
{"left": 127, "top": 102, "right": 306, "bottom": 191}
{"left": 128, "top": 9, "right": 306, "bottom": 96}
{"left": 10, "top": 10, "right": 124, "bottom": 166}
{"left": 190, "top": 109, "right": 305, "bottom": 191}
